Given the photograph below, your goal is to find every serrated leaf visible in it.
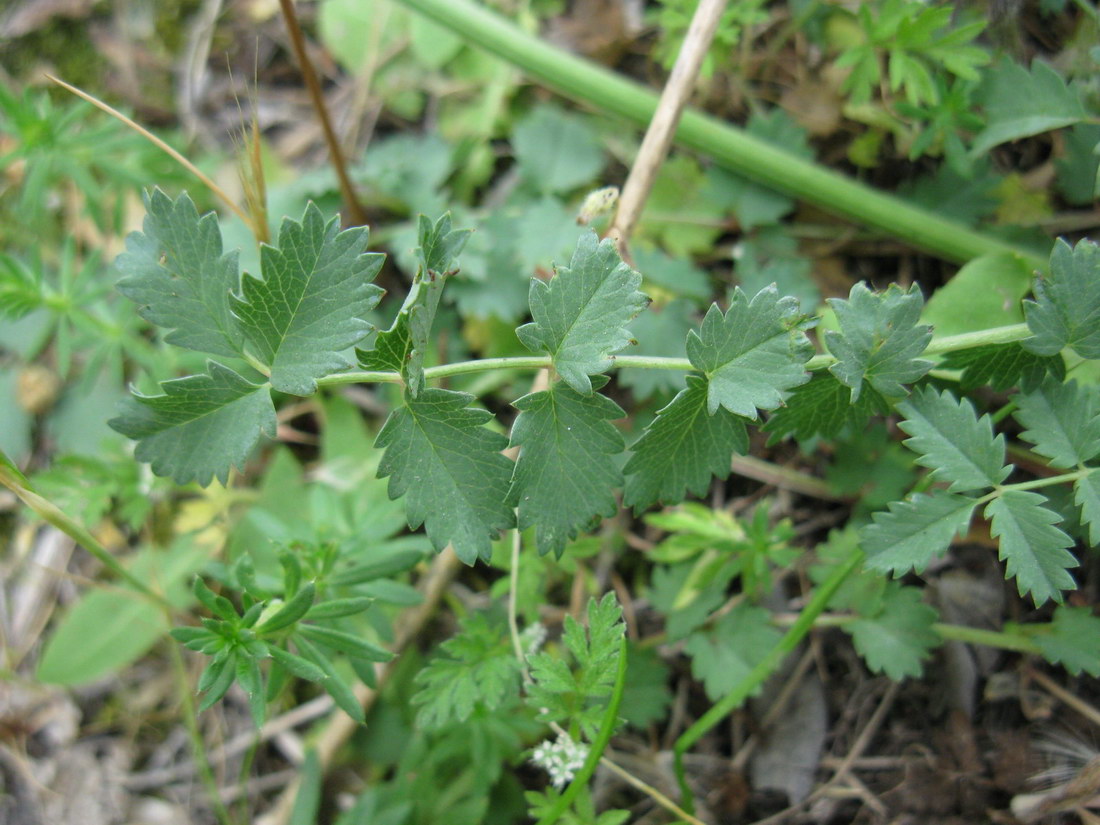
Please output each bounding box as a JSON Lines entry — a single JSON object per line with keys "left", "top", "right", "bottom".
{"left": 847, "top": 585, "right": 939, "bottom": 680}
{"left": 826, "top": 282, "right": 932, "bottom": 401}
{"left": 1074, "top": 472, "right": 1100, "bottom": 546}
{"left": 508, "top": 381, "right": 624, "bottom": 557}
{"left": 109, "top": 361, "right": 276, "bottom": 486}
{"left": 861, "top": 491, "right": 976, "bottom": 575}
{"left": 412, "top": 610, "right": 521, "bottom": 729}
{"left": 922, "top": 252, "right": 1031, "bottom": 337}
{"left": 512, "top": 104, "right": 606, "bottom": 194}
{"left": 970, "top": 61, "right": 1088, "bottom": 156}
{"left": 1023, "top": 238, "right": 1100, "bottom": 360}
{"left": 232, "top": 203, "right": 383, "bottom": 395}
{"left": 763, "top": 372, "right": 887, "bottom": 443}
{"left": 686, "top": 285, "right": 814, "bottom": 418}
{"left": 1014, "top": 379, "right": 1100, "bottom": 469}
{"left": 897, "top": 386, "right": 1010, "bottom": 492}
{"left": 1034, "top": 605, "right": 1100, "bottom": 676}
{"left": 516, "top": 232, "right": 649, "bottom": 394}
{"left": 683, "top": 605, "right": 781, "bottom": 701}
{"left": 623, "top": 374, "right": 748, "bottom": 512}
{"left": 939, "top": 343, "right": 1064, "bottom": 392}
{"left": 116, "top": 189, "right": 243, "bottom": 358}
{"left": 375, "top": 388, "right": 515, "bottom": 565}
{"left": 415, "top": 211, "right": 471, "bottom": 276}
{"left": 986, "top": 489, "right": 1078, "bottom": 604}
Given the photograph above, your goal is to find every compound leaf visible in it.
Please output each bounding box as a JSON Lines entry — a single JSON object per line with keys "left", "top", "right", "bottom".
{"left": 826, "top": 282, "right": 932, "bottom": 401}
{"left": 1073, "top": 472, "right": 1100, "bottom": 546}
{"left": 516, "top": 232, "right": 648, "bottom": 394}
{"left": 763, "top": 371, "right": 887, "bottom": 443}
{"left": 412, "top": 609, "right": 521, "bottom": 729}
{"left": 686, "top": 285, "right": 815, "bottom": 418}
{"left": 683, "top": 605, "right": 781, "bottom": 701}
{"left": 1034, "top": 605, "right": 1100, "bottom": 676}
{"left": 1014, "top": 379, "right": 1100, "bottom": 468}
{"left": 508, "top": 380, "right": 624, "bottom": 557}
{"left": 375, "top": 388, "right": 516, "bottom": 564}
{"left": 233, "top": 202, "right": 383, "bottom": 395}
{"left": 847, "top": 585, "right": 939, "bottom": 680}
{"left": 116, "top": 189, "right": 243, "bottom": 359}
{"left": 986, "top": 489, "right": 1077, "bottom": 605}
{"left": 1023, "top": 238, "right": 1100, "bottom": 360}
{"left": 623, "top": 374, "right": 748, "bottom": 512}
{"left": 897, "top": 386, "right": 1010, "bottom": 492}
{"left": 939, "top": 343, "right": 1064, "bottom": 392}
{"left": 109, "top": 361, "right": 276, "bottom": 486}
{"left": 861, "top": 491, "right": 977, "bottom": 575}
{"left": 970, "top": 60, "right": 1088, "bottom": 156}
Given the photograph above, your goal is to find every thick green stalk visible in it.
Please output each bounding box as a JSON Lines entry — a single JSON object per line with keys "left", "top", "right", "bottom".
{"left": 389, "top": 0, "right": 1044, "bottom": 269}
{"left": 672, "top": 547, "right": 863, "bottom": 810}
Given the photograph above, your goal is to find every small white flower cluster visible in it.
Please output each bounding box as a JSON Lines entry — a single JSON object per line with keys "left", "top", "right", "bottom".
{"left": 530, "top": 733, "right": 589, "bottom": 789}
{"left": 520, "top": 622, "right": 548, "bottom": 659}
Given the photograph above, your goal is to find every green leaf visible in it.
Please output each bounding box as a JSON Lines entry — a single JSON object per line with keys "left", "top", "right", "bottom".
{"left": 411, "top": 610, "right": 522, "bottom": 729}
{"left": 526, "top": 593, "right": 625, "bottom": 739}
{"left": 508, "top": 381, "right": 625, "bottom": 557}
{"left": 256, "top": 583, "right": 316, "bottom": 633}
{"left": 292, "top": 635, "right": 365, "bottom": 722}
{"left": 1054, "top": 123, "right": 1100, "bottom": 206}
{"left": 375, "top": 388, "right": 515, "bottom": 565}
{"left": 861, "top": 491, "right": 976, "bottom": 575}
{"left": 1074, "top": 472, "right": 1100, "bottom": 546}
{"left": 268, "top": 645, "right": 326, "bottom": 682}
{"left": 683, "top": 605, "right": 781, "bottom": 701}
{"left": 512, "top": 104, "right": 606, "bottom": 194}
{"left": 826, "top": 282, "right": 932, "bottom": 401}
{"left": 619, "top": 643, "right": 671, "bottom": 728}
{"left": 516, "top": 231, "right": 649, "bottom": 395}
{"left": 1034, "top": 606, "right": 1100, "bottom": 676}
{"left": 985, "top": 489, "right": 1077, "bottom": 604}
{"left": 846, "top": 585, "right": 939, "bottom": 680}
{"left": 922, "top": 252, "right": 1031, "bottom": 337}
{"left": 236, "top": 653, "right": 266, "bottom": 726}
{"left": 1014, "top": 379, "right": 1100, "bottom": 469}
{"left": 616, "top": 298, "right": 693, "bottom": 400}
{"left": 970, "top": 61, "right": 1088, "bottom": 157}
{"left": 763, "top": 372, "right": 887, "bottom": 443}
{"left": 896, "top": 386, "right": 1010, "bottom": 492}
{"left": 938, "top": 343, "right": 1064, "bottom": 392}
{"left": 116, "top": 189, "right": 244, "bottom": 359}
{"left": 686, "top": 285, "right": 815, "bottom": 418}
{"left": 1023, "top": 238, "right": 1100, "bottom": 360}
{"left": 296, "top": 624, "right": 393, "bottom": 662}
{"left": 37, "top": 540, "right": 209, "bottom": 685}
{"left": 623, "top": 374, "right": 748, "bottom": 512}
{"left": 109, "top": 361, "right": 276, "bottom": 486}
{"left": 232, "top": 202, "right": 383, "bottom": 395}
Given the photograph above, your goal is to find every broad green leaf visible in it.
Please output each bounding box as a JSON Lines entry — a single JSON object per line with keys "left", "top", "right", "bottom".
{"left": 37, "top": 540, "right": 209, "bottom": 685}
{"left": 1054, "top": 123, "right": 1100, "bottom": 206}
{"left": 233, "top": 202, "right": 383, "bottom": 395}
{"left": 512, "top": 104, "right": 606, "bottom": 194}
{"left": 375, "top": 388, "right": 515, "bottom": 565}
{"left": 896, "top": 386, "right": 1010, "bottom": 492}
{"left": 109, "top": 361, "right": 276, "bottom": 486}
{"left": 1034, "top": 606, "right": 1100, "bottom": 676}
{"left": 1014, "top": 379, "right": 1100, "bottom": 469}
{"left": 1073, "top": 472, "right": 1100, "bottom": 546}
{"left": 763, "top": 372, "right": 886, "bottom": 443}
{"left": 939, "top": 343, "right": 1064, "bottom": 392}
{"left": 986, "top": 489, "right": 1077, "bottom": 604}
{"left": 623, "top": 374, "right": 748, "bottom": 512}
{"left": 516, "top": 232, "right": 649, "bottom": 394}
{"left": 619, "top": 644, "right": 672, "bottom": 728}
{"left": 1023, "top": 238, "right": 1100, "bottom": 360}
{"left": 826, "top": 282, "right": 932, "bottom": 401}
{"left": 116, "top": 189, "right": 243, "bottom": 358}
{"left": 686, "top": 285, "right": 814, "bottom": 418}
{"left": 412, "top": 610, "right": 521, "bottom": 729}
{"left": 846, "top": 585, "right": 939, "bottom": 680}
{"left": 922, "top": 252, "right": 1031, "bottom": 337}
{"left": 508, "top": 380, "right": 625, "bottom": 557}
{"left": 861, "top": 491, "right": 976, "bottom": 575}
{"left": 683, "top": 605, "right": 781, "bottom": 701}
{"left": 970, "top": 61, "right": 1088, "bottom": 157}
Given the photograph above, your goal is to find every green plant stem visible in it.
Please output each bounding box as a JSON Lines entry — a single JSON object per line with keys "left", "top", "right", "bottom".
{"left": 0, "top": 460, "right": 170, "bottom": 609}
{"left": 787, "top": 613, "right": 1043, "bottom": 654}
{"left": 318, "top": 322, "right": 1037, "bottom": 389}
{"left": 996, "top": 467, "right": 1094, "bottom": 494}
{"left": 536, "top": 638, "right": 628, "bottom": 825}
{"left": 389, "top": 0, "right": 1043, "bottom": 269}
{"left": 672, "top": 547, "right": 863, "bottom": 811}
